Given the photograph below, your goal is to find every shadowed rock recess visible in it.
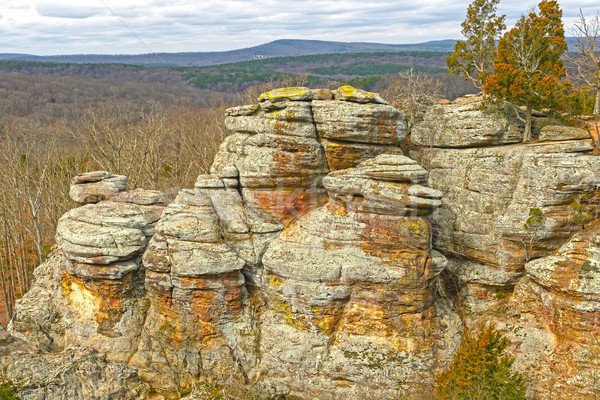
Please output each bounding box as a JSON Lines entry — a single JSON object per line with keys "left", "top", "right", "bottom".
{"left": 4, "top": 87, "right": 600, "bottom": 399}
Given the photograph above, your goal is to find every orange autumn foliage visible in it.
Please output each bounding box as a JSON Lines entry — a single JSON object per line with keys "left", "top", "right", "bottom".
{"left": 484, "top": 0, "right": 569, "bottom": 142}
{"left": 436, "top": 325, "right": 526, "bottom": 400}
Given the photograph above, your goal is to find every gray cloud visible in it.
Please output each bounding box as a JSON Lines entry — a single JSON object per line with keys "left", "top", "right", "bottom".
{"left": 0, "top": 0, "right": 598, "bottom": 55}
{"left": 35, "top": 2, "right": 104, "bottom": 19}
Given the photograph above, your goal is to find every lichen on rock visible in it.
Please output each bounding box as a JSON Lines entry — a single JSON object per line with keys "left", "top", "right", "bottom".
{"left": 9, "top": 87, "right": 600, "bottom": 399}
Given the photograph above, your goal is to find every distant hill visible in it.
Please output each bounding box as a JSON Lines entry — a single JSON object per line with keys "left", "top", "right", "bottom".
{"left": 0, "top": 38, "right": 583, "bottom": 67}
{"left": 0, "top": 39, "right": 458, "bottom": 67}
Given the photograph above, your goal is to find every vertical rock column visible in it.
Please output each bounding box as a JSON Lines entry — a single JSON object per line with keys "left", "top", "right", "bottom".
{"left": 212, "top": 88, "right": 330, "bottom": 227}
{"left": 51, "top": 173, "right": 165, "bottom": 361}
{"left": 259, "top": 154, "right": 446, "bottom": 399}
{"left": 132, "top": 176, "right": 264, "bottom": 387}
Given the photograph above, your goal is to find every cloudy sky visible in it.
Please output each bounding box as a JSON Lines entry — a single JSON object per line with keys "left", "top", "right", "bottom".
{"left": 0, "top": 0, "right": 598, "bottom": 55}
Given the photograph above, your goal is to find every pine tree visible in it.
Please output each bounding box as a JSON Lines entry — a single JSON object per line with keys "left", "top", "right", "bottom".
{"left": 446, "top": 0, "right": 506, "bottom": 93}
{"left": 436, "top": 325, "right": 526, "bottom": 400}
{"left": 484, "top": 0, "right": 568, "bottom": 142}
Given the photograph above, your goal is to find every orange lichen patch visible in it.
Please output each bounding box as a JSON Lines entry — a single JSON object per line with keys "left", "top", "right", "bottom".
{"left": 244, "top": 188, "right": 328, "bottom": 225}
{"left": 335, "top": 301, "right": 395, "bottom": 337}
{"left": 320, "top": 139, "right": 400, "bottom": 171}
{"left": 581, "top": 119, "right": 600, "bottom": 147}
{"left": 374, "top": 116, "right": 401, "bottom": 144}
{"left": 553, "top": 307, "right": 600, "bottom": 345}
{"left": 266, "top": 140, "right": 324, "bottom": 173}
{"left": 173, "top": 273, "right": 246, "bottom": 317}
{"left": 336, "top": 298, "right": 437, "bottom": 351}
{"left": 271, "top": 119, "right": 300, "bottom": 137}
{"left": 357, "top": 214, "right": 430, "bottom": 252}
{"left": 62, "top": 271, "right": 135, "bottom": 336}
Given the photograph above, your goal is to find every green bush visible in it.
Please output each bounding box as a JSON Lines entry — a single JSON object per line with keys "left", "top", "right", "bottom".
{"left": 436, "top": 325, "right": 526, "bottom": 400}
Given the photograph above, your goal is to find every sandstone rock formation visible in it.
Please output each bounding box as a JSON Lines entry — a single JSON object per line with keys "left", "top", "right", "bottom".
{"left": 482, "top": 219, "right": 600, "bottom": 399}
{"left": 12, "top": 185, "right": 167, "bottom": 363}
{"left": 411, "top": 99, "right": 600, "bottom": 319}
{"left": 9, "top": 86, "right": 439, "bottom": 399}
{"left": 6, "top": 88, "right": 600, "bottom": 400}
{"left": 257, "top": 154, "right": 452, "bottom": 398}
{"left": 2, "top": 263, "right": 150, "bottom": 400}
{"left": 410, "top": 96, "right": 600, "bottom": 398}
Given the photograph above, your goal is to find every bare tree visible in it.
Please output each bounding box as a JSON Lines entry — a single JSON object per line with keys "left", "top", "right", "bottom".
{"left": 0, "top": 126, "right": 57, "bottom": 264}
{"left": 382, "top": 69, "right": 443, "bottom": 133}
{"left": 569, "top": 10, "right": 600, "bottom": 116}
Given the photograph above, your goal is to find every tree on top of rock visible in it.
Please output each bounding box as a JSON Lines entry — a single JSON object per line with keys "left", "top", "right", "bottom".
{"left": 484, "top": 0, "right": 569, "bottom": 142}
{"left": 446, "top": 0, "right": 506, "bottom": 94}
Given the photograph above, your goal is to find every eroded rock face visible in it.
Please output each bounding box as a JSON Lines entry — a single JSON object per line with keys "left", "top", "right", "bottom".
{"left": 1, "top": 320, "right": 149, "bottom": 400}
{"left": 129, "top": 87, "right": 413, "bottom": 392}
{"left": 481, "top": 220, "right": 600, "bottom": 400}
{"left": 257, "top": 155, "right": 453, "bottom": 399}
{"left": 20, "top": 87, "right": 600, "bottom": 399}
{"left": 411, "top": 98, "right": 600, "bottom": 321}
{"left": 213, "top": 86, "right": 406, "bottom": 226}
{"left": 129, "top": 185, "right": 263, "bottom": 388}
{"left": 408, "top": 96, "right": 600, "bottom": 398}
{"left": 11, "top": 189, "right": 168, "bottom": 363}
{"left": 6, "top": 88, "right": 458, "bottom": 399}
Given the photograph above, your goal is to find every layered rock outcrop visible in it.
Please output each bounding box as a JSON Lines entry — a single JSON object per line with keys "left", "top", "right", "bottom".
{"left": 484, "top": 219, "right": 600, "bottom": 399}
{"left": 411, "top": 98, "right": 600, "bottom": 317}
{"left": 410, "top": 96, "right": 600, "bottom": 399}
{"left": 257, "top": 155, "right": 451, "bottom": 398}
{"left": 7, "top": 87, "right": 600, "bottom": 399}
{"left": 11, "top": 178, "right": 167, "bottom": 362}
{"left": 1, "top": 320, "right": 150, "bottom": 399}
{"left": 9, "top": 86, "right": 445, "bottom": 399}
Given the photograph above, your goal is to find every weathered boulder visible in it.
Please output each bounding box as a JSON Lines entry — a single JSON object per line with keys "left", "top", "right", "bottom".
{"left": 539, "top": 125, "right": 590, "bottom": 141}
{"left": 56, "top": 189, "right": 166, "bottom": 266}
{"left": 69, "top": 171, "right": 127, "bottom": 204}
{"left": 257, "top": 155, "right": 455, "bottom": 399}
{"left": 411, "top": 100, "right": 523, "bottom": 147}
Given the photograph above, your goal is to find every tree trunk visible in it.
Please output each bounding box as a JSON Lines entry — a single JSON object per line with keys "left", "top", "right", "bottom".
{"left": 524, "top": 104, "right": 533, "bottom": 142}
{"left": 594, "top": 85, "right": 600, "bottom": 117}
{"left": 0, "top": 260, "right": 12, "bottom": 322}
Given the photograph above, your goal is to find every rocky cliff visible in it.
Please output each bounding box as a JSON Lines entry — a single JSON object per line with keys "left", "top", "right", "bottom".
{"left": 3, "top": 87, "right": 600, "bottom": 399}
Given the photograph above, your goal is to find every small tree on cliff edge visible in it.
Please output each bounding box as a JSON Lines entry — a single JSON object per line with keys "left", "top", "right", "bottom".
{"left": 436, "top": 324, "right": 526, "bottom": 400}
{"left": 446, "top": 0, "right": 506, "bottom": 94}
{"left": 485, "top": 0, "right": 568, "bottom": 142}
